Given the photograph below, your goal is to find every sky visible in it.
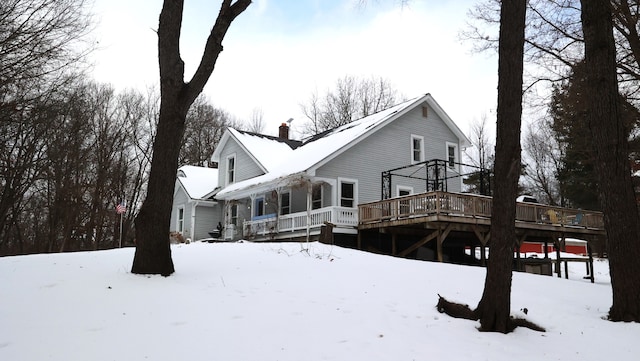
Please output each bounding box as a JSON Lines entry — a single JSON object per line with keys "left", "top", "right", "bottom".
{"left": 89, "top": 0, "right": 498, "bottom": 137}
{"left": 2, "top": 241, "right": 639, "bottom": 361}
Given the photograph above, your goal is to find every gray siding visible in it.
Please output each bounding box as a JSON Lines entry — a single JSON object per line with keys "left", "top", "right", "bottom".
{"left": 217, "top": 138, "right": 265, "bottom": 188}
{"left": 170, "top": 186, "right": 190, "bottom": 234}
{"left": 194, "top": 205, "right": 220, "bottom": 240}
{"left": 171, "top": 184, "right": 223, "bottom": 240}
{"left": 315, "top": 102, "right": 463, "bottom": 204}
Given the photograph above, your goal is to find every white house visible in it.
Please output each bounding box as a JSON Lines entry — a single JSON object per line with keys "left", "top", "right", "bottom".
{"left": 211, "top": 93, "right": 471, "bottom": 242}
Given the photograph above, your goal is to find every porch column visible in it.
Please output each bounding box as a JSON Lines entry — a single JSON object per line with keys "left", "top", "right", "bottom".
{"left": 306, "top": 181, "right": 311, "bottom": 243}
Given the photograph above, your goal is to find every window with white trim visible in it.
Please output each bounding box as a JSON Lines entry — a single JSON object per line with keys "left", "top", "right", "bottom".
{"left": 446, "top": 142, "right": 459, "bottom": 171}
{"left": 397, "top": 186, "right": 413, "bottom": 197}
{"left": 230, "top": 204, "right": 238, "bottom": 226}
{"left": 280, "top": 192, "right": 290, "bottom": 215}
{"left": 177, "top": 207, "right": 184, "bottom": 233}
{"left": 397, "top": 186, "right": 413, "bottom": 214}
{"left": 226, "top": 154, "right": 236, "bottom": 185}
{"left": 339, "top": 178, "right": 358, "bottom": 208}
{"left": 254, "top": 197, "right": 265, "bottom": 217}
{"left": 411, "top": 135, "right": 424, "bottom": 164}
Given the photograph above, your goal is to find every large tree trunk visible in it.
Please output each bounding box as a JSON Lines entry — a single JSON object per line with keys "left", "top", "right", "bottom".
{"left": 474, "top": 0, "right": 526, "bottom": 333}
{"left": 131, "top": 0, "right": 251, "bottom": 276}
{"left": 581, "top": 0, "right": 640, "bottom": 322}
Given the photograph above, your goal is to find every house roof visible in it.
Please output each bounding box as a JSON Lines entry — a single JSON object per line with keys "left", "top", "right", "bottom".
{"left": 216, "top": 93, "right": 470, "bottom": 199}
{"left": 211, "top": 128, "right": 300, "bottom": 173}
{"left": 176, "top": 165, "right": 219, "bottom": 200}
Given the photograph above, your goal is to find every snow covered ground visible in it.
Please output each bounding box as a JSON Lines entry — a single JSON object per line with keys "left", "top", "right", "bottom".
{"left": 1, "top": 241, "right": 638, "bottom": 361}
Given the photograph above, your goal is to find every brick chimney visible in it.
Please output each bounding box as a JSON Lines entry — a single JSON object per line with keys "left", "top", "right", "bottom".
{"left": 279, "top": 122, "right": 289, "bottom": 140}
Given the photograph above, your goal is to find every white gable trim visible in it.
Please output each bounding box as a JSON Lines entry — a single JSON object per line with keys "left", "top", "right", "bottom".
{"left": 211, "top": 129, "right": 268, "bottom": 173}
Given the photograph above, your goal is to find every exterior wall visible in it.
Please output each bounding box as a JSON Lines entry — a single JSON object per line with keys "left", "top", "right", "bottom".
{"left": 315, "top": 102, "right": 463, "bottom": 205}
{"left": 171, "top": 184, "right": 222, "bottom": 241}
{"left": 193, "top": 205, "right": 220, "bottom": 240}
{"left": 217, "top": 137, "right": 266, "bottom": 188}
{"left": 170, "top": 185, "right": 191, "bottom": 235}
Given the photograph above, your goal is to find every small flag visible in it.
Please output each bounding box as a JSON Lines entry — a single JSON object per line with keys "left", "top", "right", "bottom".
{"left": 116, "top": 201, "right": 127, "bottom": 214}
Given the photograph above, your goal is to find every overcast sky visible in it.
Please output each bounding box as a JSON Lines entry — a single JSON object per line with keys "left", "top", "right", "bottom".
{"left": 89, "top": 0, "right": 497, "bottom": 138}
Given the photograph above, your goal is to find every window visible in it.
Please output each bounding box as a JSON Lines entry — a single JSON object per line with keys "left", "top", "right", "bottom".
{"left": 177, "top": 207, "right": 184, "bottom": 233}
{"left": 226, "top": 154, "right": 236, "bottom": 185}
{"left": 446, "top": 142, "right": 459, "bottom": 170}
{"left": 339, "top": 178, "right": 357, "bottom": 208}
{"left": 254, "top": 197, "right": 265, "bottom": 217}
{"left": 397, "top": 186, "right": 413, "bottom": 197}
{"left": 422, "top": 106, "right": 429, "bottom": 118}
{"left": 230, "top": 204, "right": 238, "bottom": 226}
{"left": 280, "top": 192, "right": 290, "bottom": 215}
{"left": 312, "top": 184, "right": 322, "bottom": 210}
{"left": 397, "top": 186, "right": 412, "bottom": 214}
{"left": 411, "top": 135, "right": 424, "bottom": 164}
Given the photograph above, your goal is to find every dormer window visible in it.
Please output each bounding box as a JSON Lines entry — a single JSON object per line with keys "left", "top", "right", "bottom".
{"left": 411, "top": 135, "right": 424, "bottom": 164}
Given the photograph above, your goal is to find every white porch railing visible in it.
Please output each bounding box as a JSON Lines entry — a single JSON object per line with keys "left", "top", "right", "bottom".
{"left": 242, "top": 206, "right": 358, "bottom": 239}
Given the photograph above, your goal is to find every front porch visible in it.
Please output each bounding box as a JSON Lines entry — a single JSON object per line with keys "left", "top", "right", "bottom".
{"left": 242, "top": 206, "right": 358, "bottom": 240}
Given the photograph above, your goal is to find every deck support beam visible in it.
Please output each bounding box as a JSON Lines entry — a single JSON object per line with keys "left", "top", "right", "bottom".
{"left": 392, "top": 233, "right": 397, "bottom": 255}
{"left": 472, "top": 226, "right": 490, "bottom": 266}
{"left": 398, "top": 230, "right": 438, "bottom": 258}
{"left": 436, "top": 224, "right": 453, "bottom": 262}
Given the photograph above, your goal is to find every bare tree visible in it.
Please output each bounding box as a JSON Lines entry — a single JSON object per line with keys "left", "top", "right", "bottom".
{"left": 522, "top": 120, "right": 564, "bottom": 205}
{"left": 179, "top": 94, "right": 234, "bottom": 167}
{"left": 463, "top": 0, "right": 640, "bottom": 103}
{"left": 439, "top": 0, "right": 530, "bottom": 333}
{"left": 300, "top": 75, "right": 402, "bottom": 135}
{"left": 0, "top": 0, "right": 93, "bottom": 252}
{"left": 0, "top": 0, "right": 93, "bottom": 94}
{"left": 119, "top": 87, "right": 160, "bottom": 247}
{"left": 132, "top": 0, "right": 251, "bottom": 276}
{"left": 475, "top": 0, "right": 527, "bottom": 333}
{"left": 463, "top": 114, "right": 495, "bottom": 195}
{"left": 581, "top": 0, "right": 640, "bottom": 322}
{"left": 246, "top": 106, "right": 266, "bottom": 134}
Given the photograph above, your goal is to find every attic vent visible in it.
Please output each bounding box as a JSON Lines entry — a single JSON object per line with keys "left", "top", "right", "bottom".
{"left": 422, "top": 106, "right": 428, "bottom": 118}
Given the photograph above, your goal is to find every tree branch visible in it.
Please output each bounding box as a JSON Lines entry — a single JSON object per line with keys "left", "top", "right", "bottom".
{"left": 185, "top": 0, "right": 251, "bottom": 105}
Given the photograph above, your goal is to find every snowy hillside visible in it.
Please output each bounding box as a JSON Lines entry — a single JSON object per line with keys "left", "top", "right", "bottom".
{"left": 1, "top": 242, "right": 638, "bottom": 361}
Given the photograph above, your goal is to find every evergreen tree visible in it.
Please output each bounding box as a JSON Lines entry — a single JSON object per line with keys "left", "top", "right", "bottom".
{"left": 549, "top": 61, "right": 640, "bottom": 210}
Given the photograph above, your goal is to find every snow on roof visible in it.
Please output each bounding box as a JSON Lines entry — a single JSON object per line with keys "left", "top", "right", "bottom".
{"left": 216, "top": 96, "right": 423, "bottom": 198}
{"left": 227, "top": 128, "right": 297, "bottom": 172}
{"left": 177, "top": 165, "right": 218, "bottom": 199}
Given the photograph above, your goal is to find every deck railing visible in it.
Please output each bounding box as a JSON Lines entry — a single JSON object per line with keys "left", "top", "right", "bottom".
{"left": 358, "top": 191, "right": 605, "bottom": 229}
{"left": 243, "top": 206, "right": 358, "bottom": 238}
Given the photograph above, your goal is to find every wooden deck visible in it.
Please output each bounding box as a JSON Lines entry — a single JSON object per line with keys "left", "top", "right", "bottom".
{"left": 357, "top": 191, "right": 606, "bottom": 272}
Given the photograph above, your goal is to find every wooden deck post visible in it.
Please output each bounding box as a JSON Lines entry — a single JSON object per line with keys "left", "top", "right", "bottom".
{"left": 555, "top": 238, "right": 562, "bottom": 278}
{"left": 392, "top": 233, "right": 397, "bottom": 256}
{"left": 437, "top": 228, "right": 444, "bottom": 262}
{"left": 587, "top": 243, "right": 595, "bottom": 283}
